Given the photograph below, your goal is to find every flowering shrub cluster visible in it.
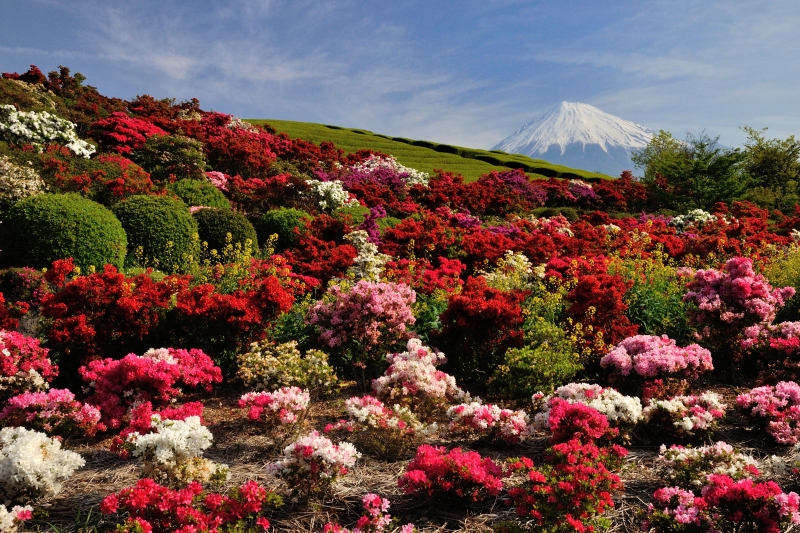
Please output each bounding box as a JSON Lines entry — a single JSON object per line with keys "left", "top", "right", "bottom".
{"left": 239, "top": 387, "right": 310, "bottom": 426}
{"left": 79, "top": 347, "right": 222, "bottom": 429}
{"left": 100, "top": 478, "right": 282, "bottom": 533}
{"left": 737, "top": 381, "right": 800, "bottom": 444}
{"left": 600, "top": 334, "right": 713, "bottom": 400}
{"left": 0, "top": 104, "right": 94, "bottom": 157}
{"left": 643, "top": 392, "right": 727, "bottom": 440}
{"left": 0, "top": 330, "right": 56, "bottom": 402}
{"left": 657, "top": 441, "right": 759, "bottom": 489}
{"left": 236, "top": 339, "right": 338, "bottom": 396}
{"left": 741, "top": 321, "right": 800, "bottom": 382}
{"left": 324, "top": 492, "right": 416, "bottom": 533}
{"left": 0, "top": 504, "right": 32, "bottom": 533}
{"left": 398, "top": 444, "right": 505, "bottom": 502}
{"left": 0, "top": 426, "right": 84, "bottom": 503}
{"left": 0, "top": 388, "right": 103, "bottom": 437}
{"left": 305, "top": 179, "right": 360, "bottom": 211}
{"left": 266, "top": 430, "right": 360, "bottom": 497}
{"left": 645, "top": 475, "right": 800, "bottom": 533}
{"left": 446, "top": 402, "right": 531, "bottom": 445}
{"left": 0, "top": 155, "right": 45, "bottom": 212}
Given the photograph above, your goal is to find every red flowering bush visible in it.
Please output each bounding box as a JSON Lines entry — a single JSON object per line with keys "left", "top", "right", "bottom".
{"left": 100, "top": 478, "right": 282, "bottom": 533}
{"left": 0, "top": 330, "right": 57, "bottom": 402}
{"left": 379, "top": 211, "right": 463, "bottom": 260}
{"left": 506, "top": 439, "right": 627, "bottom": 533}
{"left": 79, "top": 347, "right": 221, "bottom": 429}
{"left": 89, "top": 112, "right": 167, "bottom": 155}
{"left": 382, "top": 257, "right": 465, "bottom": 296}
{"left": 0, "top": 388, "right": 104, "bottom": 437}
{"left": 545, "top": 398, "right": 618, "bottom": 445}
{"left": 398, "top": 445, "right": 505, "bottom": 502}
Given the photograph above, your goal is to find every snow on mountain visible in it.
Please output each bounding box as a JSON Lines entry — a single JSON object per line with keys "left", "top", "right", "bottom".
{"left": 492, "top": 102, "right": 655, "bottom": 176}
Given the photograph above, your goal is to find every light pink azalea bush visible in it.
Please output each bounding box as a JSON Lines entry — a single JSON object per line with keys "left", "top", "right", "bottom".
{"left": 0, "top": 504, "right": 32, "bottom": 533}
{"left": 600, "top": 334, "right": 713, "bottom": 400}
{"left": 238, "top": 387, "right": 310, "bottom": 426}
{"left": 323, "top": 493, "right": 416, "bottom": 533}
{"left": 643, "top": 392, "right": 727, "bottom": 440}
{"left": 657, "top": 441, "right": 760, "bottom": 489}
{"left": 737, "top": 381, "right": 800, "bottom": 445}
{"left": 0, "top": 388, "right": 104, "bottom": 437}
{"left": 446, "top": 402, "right": 531, "bottom": 445}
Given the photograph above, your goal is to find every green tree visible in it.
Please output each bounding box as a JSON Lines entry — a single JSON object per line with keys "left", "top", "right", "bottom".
{"left": 741, "top": 126, "right": 800, "bottom": 198}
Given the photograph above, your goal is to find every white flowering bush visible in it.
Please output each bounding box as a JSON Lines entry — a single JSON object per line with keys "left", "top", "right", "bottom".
{"left": 123, "top": 415, "right": 228, "bottom": 486}
{"left": 372, "top": 338, "right": 467, "bottom": 416}
{"left": 0, "top": 426, "right": 84, "bottom": 503}
{"left": 669, "top": 209, "right": 717, "bottom": 233}
{"left": 351, "top": 154, "right": 430, "bottom": 187}
{"left": 236, "top": 340, "right": 338, "bottom": 396}
{"left": 446, "top": 401, "right": 531, "bottom": 445}
{"left": 0, "top": 156, "right": 46, "bottom": 212}
{"left": 0, "top": 105, "right": 94, "bottom": 157}
{"left": 345, "top": 230, "right": 391, "bottom": 281}
{"left": 479, "top": 250, "right": 542, "bottom": 291}
{"left": 658, "top": 441, "right": 760, "bottom": 489}
{"left": 643, "top": 392, "right": 727, "bottom": 440}
{"left": 532, "top": 383, "right": 643, "bottom": 436}
{"left": 266, "top": 430, "right": 360, "bottom": 497}
{"left": 304, "top": 179, "right": 359, "bottom": 212}
{"left": 0, "top": 504, "right": 32, "bottom": 533}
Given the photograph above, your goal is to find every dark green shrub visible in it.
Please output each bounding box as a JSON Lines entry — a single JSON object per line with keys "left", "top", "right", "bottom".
{"left": 131, "top": 134, "right": 207, "bottom": 183}
{"left": 411, "top": 140, "right": 436, "bottom": 149}
{"left": 167, "top": 179, "right": 230, "bottom": 209}
{"left": 256, "top": 207, "right": 312, "bottom": 251}
{"left": 533, "top": 207, "right": 579, "bottom": 221}
{"left": 193, "top": 207, "right": 258, "bottom": 254}
{"left": 0, "top": 193, "right": 127, "bottom": 270}
{"left": 434, "top": 144, "right": 460, "bottom": 154}
{"left": 475, "top": 155, "right": 504, "bottom": 166}
{"left": 112, "top": 195, "right": 198, "bottom": 273}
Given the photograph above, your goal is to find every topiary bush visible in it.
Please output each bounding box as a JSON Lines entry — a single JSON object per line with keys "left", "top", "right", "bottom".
{"left": 256, "top": 207, "right": 311, "bottom": 251}
{"left": 193, "top": 207, "right": 257, "bottom": 254}
{"left": 112, "top": 195, "right": 198, "bottom": 273}
{"left": 166, "top": 179, "right": 230, "bottom": 209}
{"left": 131, "top": 134, "right": 207, "bottom": 183}
{"left": 0, "top": 193, "right": 127, "bottom": 270}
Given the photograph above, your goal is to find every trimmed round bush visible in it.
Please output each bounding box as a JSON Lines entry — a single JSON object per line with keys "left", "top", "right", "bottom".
{"left": 112, "top": 195, "right": 198, "bottom": 273}
{"left": 0, "top": 193, "right": 127, "bottom": 270}
{"left": 167, "top": 179, "right": 230, "bottom": 209}
{"left": 256, "top": 207, "right": 311, "bottom": 251}
{"left": 193, "top": 207, "right": 257, "bottom": 254}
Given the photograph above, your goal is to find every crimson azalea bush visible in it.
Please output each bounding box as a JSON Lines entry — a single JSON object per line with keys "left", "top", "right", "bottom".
{"left": 0, "top": 330, "right": 57, "bottom": 402}
{"left": 600, "top": 334, "right": 713, "bottom": 400}
{"left": 100, "top": 478, "right": 282, "bottom": 533}
{"left": 398, "top": 445, "right": 505, "bottom": 502}
{"left": 79, "top": 347, "right": 222, "bottom": 429}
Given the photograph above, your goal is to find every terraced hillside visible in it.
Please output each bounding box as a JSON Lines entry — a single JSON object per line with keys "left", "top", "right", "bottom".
{"left": 248, "top": 119, "right": 613, "bottom": 183}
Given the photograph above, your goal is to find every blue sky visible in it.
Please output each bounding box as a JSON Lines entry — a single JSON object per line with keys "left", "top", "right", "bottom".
{"left": 2, "top": 0, "right": 799, "bottom": 149}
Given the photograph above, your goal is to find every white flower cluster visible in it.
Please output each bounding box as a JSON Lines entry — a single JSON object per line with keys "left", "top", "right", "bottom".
{"left": 0, "top": 156, "right": 46, "bottom": 212}
{"left": 373, "top": 338, "right": 467, "bottom": 408}
{"left": 0, "top": 368, "right": 48, "bottom": 398}
{"left": 142, "top": 347, "right": 179, "bottom": 365}
{"left": 669, "top": 209, "right": 717, "bottom": 233}
{"left": 266, "top": 430, "right": 360, "bottom": 479}
{"left": 0, "top": 105, "right": 95, "bottom": 158}
{"left": 602, "top": 224, "right": 621, "bottom": 234}
{"left": 304, "top": 179, "right": 360, "bottom": 212}
{"left": 528, "top": 214, "right": 574, "bottom": 237}
{"left": 126, "top": 415, "right": 227, "bottom": 484}
{"left": 344, "top": 230, "right": 391, "bottom": 281}
{"left": 0, "top": 426, "right": 84, "bottom": 502}
{"left": 643, "top": 392, "right": 726, "bottom": 436}
{"left": 0, "top": 504, "right": 32, "bottom": 533}
{"left": 480, "top": 250, "right": 542, "bottom": 291}
{"left": 658, "top": 441, "right": 759, "bottom": 488}
{"left": 532, "top": 383, "right": 643, "bottom": 431}
{"left": 351, "top": 154, "right": 430, "bottom": 187}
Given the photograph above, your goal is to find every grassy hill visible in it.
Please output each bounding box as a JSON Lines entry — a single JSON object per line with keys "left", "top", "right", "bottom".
{"left": 248, "top": 119, "right": 613, "bottom": 183}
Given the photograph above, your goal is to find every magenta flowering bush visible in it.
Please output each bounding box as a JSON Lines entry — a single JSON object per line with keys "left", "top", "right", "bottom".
{"left": 644, "top": 475, "right": 800, "bottom": 533}
{"left": 0, "top": 388, "right": 104, "bottom": 437}
{"left": 0, "top": 330, "right": 57, "bottom": 402}
{"left": 540, "top": 398, "right": 619, "bottom": 445}
{"left": 398, "top": 444, "right": 505, "bottom": 502}
{"left": 309, "top": 280, "right": 416, "bottom": 384}
{"left": 737, "top": 381, "right": 800, "bottom": 445}
{"left": 600, "top": 334, "right": 713, "bottom": 400}
{"left": 79, "top": 347, "right": 222, "bottom": 429}
{"left": 683, "top": 257, "right": 795, "bottom": 369}
{"left": 741, "top": 321, "right": 800, "bottom": 382}
{"left": 643, "top": 392, "right": 727, "bottom": 440}
{"left": 446, "top": 402, "right": 531, "bottom": 445}
{"left": 239, "top": 387, "right": 310, "bottom": 426}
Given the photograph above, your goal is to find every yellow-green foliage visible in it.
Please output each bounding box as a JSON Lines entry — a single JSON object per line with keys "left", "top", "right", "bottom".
{"left": 236, "top": 340, "right": 339, "bottom": 397}
{"left": 764, "top": 245, "right": 800, "bottom": 321}
{"left": 248, "top": 119, "right": 611, "bottom": 183}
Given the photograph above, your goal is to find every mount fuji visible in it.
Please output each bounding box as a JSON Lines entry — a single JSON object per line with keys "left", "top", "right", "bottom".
{"left": 492, "top": 102, "right": 655, "bottom": 176}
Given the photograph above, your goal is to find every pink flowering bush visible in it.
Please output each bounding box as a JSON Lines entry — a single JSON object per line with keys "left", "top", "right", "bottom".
{"left": 737, "top": 381, "right": 800, "bottom": 445}
{"left": 239, "top": 387, "right": 310, "bottom": 426}
{"left": 445, "top": 402, "right": 531, "bottom": 445}
{"left": 325, "top": 395, "right": 424, "bottom": 459}
{"left": 643, "top": 392, "right": 727, "bottom": 440}
{"left": 542, "top": 398, "right": 619, "bottom": 445}
{"left": 79, "top": 347, "right": 222, "bottom": 429}
{"left": 683, "top": 257, "right": 795, "bottom": 371}
{"left": 398, "top": 444, "right": 505, "bottom": 502}
{"left": 0, "top": 330, "right": 57, "bottom": 402}
{"left": 0, "top": 504, "right": 33, "bottom": 533}
{"left": 309, "top": 280, "right": 416, "bottom": 385}
{"left": 741, "top": 321, "right": 800, "bottom": 382}
{"left": 100, "top": 478, "right": 282, "bottom": 533}
{"left": 644, "top": 475, "right": 800, "bottom": 533}
{"left": 372, "top": 338, "right": 467, "bottom": 416}
{"left": 0, "top": 388, "right": 104, "bottom": 437}
{"left": 657, "top": 441, "right": 760, "bottom": 489}
{"left": 600, "top": 334, "right": 713, "bottom": 400}
{"left": 323, "top": 493, "right": 416, "bottom": 533}
{"left": 266, "top": 430, "right": 360, "bottom": 498}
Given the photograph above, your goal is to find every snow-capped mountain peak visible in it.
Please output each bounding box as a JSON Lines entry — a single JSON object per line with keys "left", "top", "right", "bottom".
{"left": 493, "top": 102, "right": 654, "bottom": 175}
